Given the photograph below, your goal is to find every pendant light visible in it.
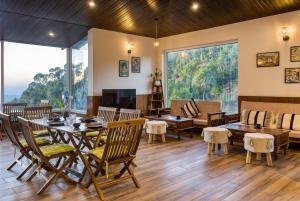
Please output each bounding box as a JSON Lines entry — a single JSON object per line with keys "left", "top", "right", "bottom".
{"left": 154, "top": 18, "right": 159, "bottom": 47}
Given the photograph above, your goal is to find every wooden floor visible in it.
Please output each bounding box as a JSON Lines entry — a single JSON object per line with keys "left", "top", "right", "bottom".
{"left": 1, "top": 133, "right": 300, "bottom": 201}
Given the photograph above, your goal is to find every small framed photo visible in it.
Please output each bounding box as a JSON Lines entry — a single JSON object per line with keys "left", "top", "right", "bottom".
{"left": 131, "top": 57, "right": 141, "bottom": 73}
{"left": 285, "top": 68, "right": 300, "bottom": 83}
{"left": 119, "top": 60, "right": 129, "bottom": 77}
{"left": 256, "top": 51, "right": 280, "bottom": 67}
{"left": 290, "top": 46, "right": 300, "bottom": 62}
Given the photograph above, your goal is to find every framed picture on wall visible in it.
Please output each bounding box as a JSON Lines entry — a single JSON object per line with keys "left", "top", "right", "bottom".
{"left": 119, "top": 60, "right": 129, "bottom": 77}
{"left": 290, "top": 46, "right": 300, "bottom": 62}
{"left": 285, "top": 68, "right": 300, "bottom": 83}
{"left": 131, "top": 57, "right": 141, "bottom": 73}
{"left": 256, "top": 51, "right": 280, "bottom": 67}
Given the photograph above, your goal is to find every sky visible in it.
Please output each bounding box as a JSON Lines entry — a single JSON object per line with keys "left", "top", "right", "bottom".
{"left": 3, "top": 41, "right": 66, "bottom": 96}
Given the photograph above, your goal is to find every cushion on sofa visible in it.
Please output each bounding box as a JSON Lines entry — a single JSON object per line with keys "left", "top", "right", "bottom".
{"left": 182, "top": 100, "right": 200, "bottom": 118}
{"left": 281, "top": 113, "right": 294, "bottom": 130}
{"left": 240, "top": 109, "right": 250, "bottom": 124}
{"left": 292, "top": 114, "right": 300, "bottom": 131}
{"left": 193, "top": 119, "right": 207, "bottom": 126}
{"left": 289, "top": 130, "right": 300, "bottom": 138}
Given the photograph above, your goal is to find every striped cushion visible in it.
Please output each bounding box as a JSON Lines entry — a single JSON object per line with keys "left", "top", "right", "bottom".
{"left": 292, "top": 115, "right": 300, "bottom": 131}
{"left": 240, "top": 109, "right": 250, "bottom": 124}
{"left": 256, "top": 111, "right": 266, "bottom": 125}
{"left": 247, "top": 111, "right": 258, "bottom": 125}
{"left": 263, "top": 111, "right": 274, "bottom": 127}
{"left": 281, "top": 113, "right": 294, "bottom": 130}
{"left": 269, "top": 113, "right": 284, "bottom": 129}
{"left": 181, "top": 100, "right": 200, "bottom": 118}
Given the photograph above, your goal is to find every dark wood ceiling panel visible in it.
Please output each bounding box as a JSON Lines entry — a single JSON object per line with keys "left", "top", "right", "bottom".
{"left": 1, "top": 0, "right": 300, "bottom": 47}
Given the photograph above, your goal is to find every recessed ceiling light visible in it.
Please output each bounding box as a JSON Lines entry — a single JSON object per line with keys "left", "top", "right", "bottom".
{"left": 48, "top": 31, "right": 55, "bottom": 37}
{"left": 191, "top": 2, "right": 200, "bottom": 11}
{"left": 88, "top": 1, "right": 96, "bottom": 8}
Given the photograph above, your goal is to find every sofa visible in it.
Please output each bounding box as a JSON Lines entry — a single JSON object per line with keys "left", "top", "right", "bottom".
{"left": 239, "top": 101, "right": 300, "bottom": 143}
{"left": 170, "top": 99, "right": 225, "bottom": 127}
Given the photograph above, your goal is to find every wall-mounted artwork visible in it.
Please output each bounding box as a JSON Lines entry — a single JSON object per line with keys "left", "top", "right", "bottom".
{"left": 131, "top": 57, "right": 141, "bottom": 73}
{"left": 290, "top": 46, "right": 300, "bottom": 62}
{"left": 119, "top": 60, "right": 129, "bottom": 77}
{"left": 285, "top": 68, "right": 300, "bottom": 83}
{"left": 256, "top": 51, "right": 280, "bottom": 67}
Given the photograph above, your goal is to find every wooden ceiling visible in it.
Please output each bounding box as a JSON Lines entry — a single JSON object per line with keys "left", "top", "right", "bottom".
{"left": 1, "top": 0, "right": 300, "bottom": 47}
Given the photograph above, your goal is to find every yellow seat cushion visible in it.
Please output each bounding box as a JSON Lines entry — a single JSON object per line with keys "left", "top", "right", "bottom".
{"left": 88, "top": 146, "right": 105, "bottom": 159}
{"left": 20, "top": 137, "right": 50, "bottom": 148}
{"left": 33, "top": 129, "right": 56, "bottom": 136}
{"left": 86, "top": 131, "right": 105, "bottom": 138}
{"left": 40, "top": 143, "right": 75, "bottom": 157}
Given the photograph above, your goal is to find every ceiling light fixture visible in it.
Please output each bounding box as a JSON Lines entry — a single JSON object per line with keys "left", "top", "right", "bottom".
{"left": 154, "top": 18, "right": 159, "bottom": 47}
{"left": 88, "top": 0, "right": 96, "bottom": 8}
{"left": 48, "top": 31, "right": 55, "bottom": 37}
{"left": 191, "top": 2, "right": 200, "bottom": 11}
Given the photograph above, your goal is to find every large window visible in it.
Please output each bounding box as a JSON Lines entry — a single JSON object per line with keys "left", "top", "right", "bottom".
{"left": 166, "top": 42, "right": 238, "bottom": 113}
{"left": 4, "top": 42, "right": 67, "bottom": 108}
{"left": 71, "top": 37, "right": 88, "bottom": 111}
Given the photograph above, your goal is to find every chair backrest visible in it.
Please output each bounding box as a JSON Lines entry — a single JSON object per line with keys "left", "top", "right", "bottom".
{"left": 24, "top": 106, "right": 52, "bottom": 120}
{"left": 0, "top": 112, "right": 23, "bottom": 148}
{"left": 17, "top": 117, "right": 43, "bottom": 157}
{"left": 2, "top": 103, "right": 27, "bottom": 121}
{"left": 118, "top": 109, "right": 141, "bottom": 121}
{"left": 101, "top": 118, "right": 145, "bottom": 163}
{"left": 97, "top": 106, "right": 117, "bottom": 122}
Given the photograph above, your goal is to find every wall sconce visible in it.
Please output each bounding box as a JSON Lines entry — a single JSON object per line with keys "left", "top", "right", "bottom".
{"left": 281, "top": 27, "right": 290, "bottom": 41}
{"left": 128, "top": 43, "right": 134, "bottom": 54}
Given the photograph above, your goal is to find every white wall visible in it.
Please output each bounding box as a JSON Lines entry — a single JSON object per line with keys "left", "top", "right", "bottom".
{"left": 88, "top": 28, "right": 156, "bottom": 96}
{"left": 157, "top": 10, "right": 300, "bottom": 97}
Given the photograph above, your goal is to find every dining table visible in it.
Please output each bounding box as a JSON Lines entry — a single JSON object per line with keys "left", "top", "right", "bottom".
{"left": 30, "top": 117, "right": 103, "bottom": 182}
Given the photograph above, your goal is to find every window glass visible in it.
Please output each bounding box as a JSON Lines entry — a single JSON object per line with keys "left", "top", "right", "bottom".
{"left": 166, "top": 42, "right": 238, "bottom": 113}
{"left": 71, "top": 37, "right": 88, "bottom": 111}
{"left": 4, "top": 41, "right": 66, "bottom": 108}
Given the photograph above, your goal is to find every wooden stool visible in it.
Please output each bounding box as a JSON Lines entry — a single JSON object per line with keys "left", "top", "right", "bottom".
{"left": 244, "top": 133, "right": 274, "bottom": 167}
{"left": 203, "top": 127, "right": 231, "bottom": 155}
{"left": 146, "top": 120, "right": 167, "bottom": 144}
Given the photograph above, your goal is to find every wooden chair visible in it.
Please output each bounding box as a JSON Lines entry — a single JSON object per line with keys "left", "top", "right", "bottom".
{"left": 118, "top": 109, "right": 141, "bottom": 120}
{"left": 18, "top": 116, "right": 77, "bottom": 194}
{"left": 82, "top": 118, "right": 145, "bottom": 200}
{"left": 0, "top": 112, "right": 50, "bottom": 180}
{"left": 85, "top": 106, "right": 118, "bottom": 141}
{"left": 3, "top": 103, "right": 27, "bottom": 122}
{"left": 24, "top": 106, "right": 54, "bottom": 137}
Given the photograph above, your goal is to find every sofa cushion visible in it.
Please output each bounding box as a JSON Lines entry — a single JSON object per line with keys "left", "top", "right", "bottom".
{"left": 281, "top": 114, "right": 294, "bottom": 130}
{"left": 193, "top": 119, "right": 207, "bottom": 126}
{"left": 247, "top": 111, "right": 258, "bottom": 125}
{"left": 182, "top": 100, "right": 199, "bottom": 118}
{"left": 292, "top": 114, "right": 300, "bottom": 131}
{"left": 240, "top": 109, "right": 250, "bottom": 124}
{"left": 289, "top": 130, "right": 300, "bottom": 138}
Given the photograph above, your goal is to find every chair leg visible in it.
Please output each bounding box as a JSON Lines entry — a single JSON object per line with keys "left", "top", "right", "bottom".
{"left": 224, "top": 143, "right": 228, "bottom": 155}
{"left": 126, "top": 165, "right": 140, "bottom": 188}
{"left": 82, "top": 155, "right": 105, "bottom": 200}
{"left": 207, "top": 143, "right": 212, "bottom": 155}
{"left": 7, "top": 154, "right": 24, "bottom": 170}
{"left": 148, "top": 134, "right": 152, "bottom": 144}
{"left": 16, "top": 162, "right": 34, "bottom": 180}
{"left": 218, "top": 144, "right": 221, "bottom": 150}
{"left": 212, "top": 144, "right": 216, "bottom": 151}
{"left": 161, "top": 134, "right": 166, "bottom": 143}
{"left": 266, "top": 153, "right": 273, "bottom": 167}
{"left": 246, "top": 151, "right": 251, "bottom": 164}
{"left": 256, "top": 153, "right": 261, "bottom": 161}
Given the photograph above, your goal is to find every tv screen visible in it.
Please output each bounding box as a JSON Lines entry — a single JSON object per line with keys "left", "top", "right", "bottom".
{"left": 102, "top": 89, "right": 136, "bottom": 109}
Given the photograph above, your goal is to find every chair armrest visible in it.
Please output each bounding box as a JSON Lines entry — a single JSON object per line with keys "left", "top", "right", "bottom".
{"left": 207, "top": 112, "right": 226, "bottom": 126}
{"left": 225, "top": 113, "right": 240, "bottom": 124}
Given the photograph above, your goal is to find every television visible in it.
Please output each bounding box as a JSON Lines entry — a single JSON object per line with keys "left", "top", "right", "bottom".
{"left": 102, "top": 89, "right": 136, "bottom": 109}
